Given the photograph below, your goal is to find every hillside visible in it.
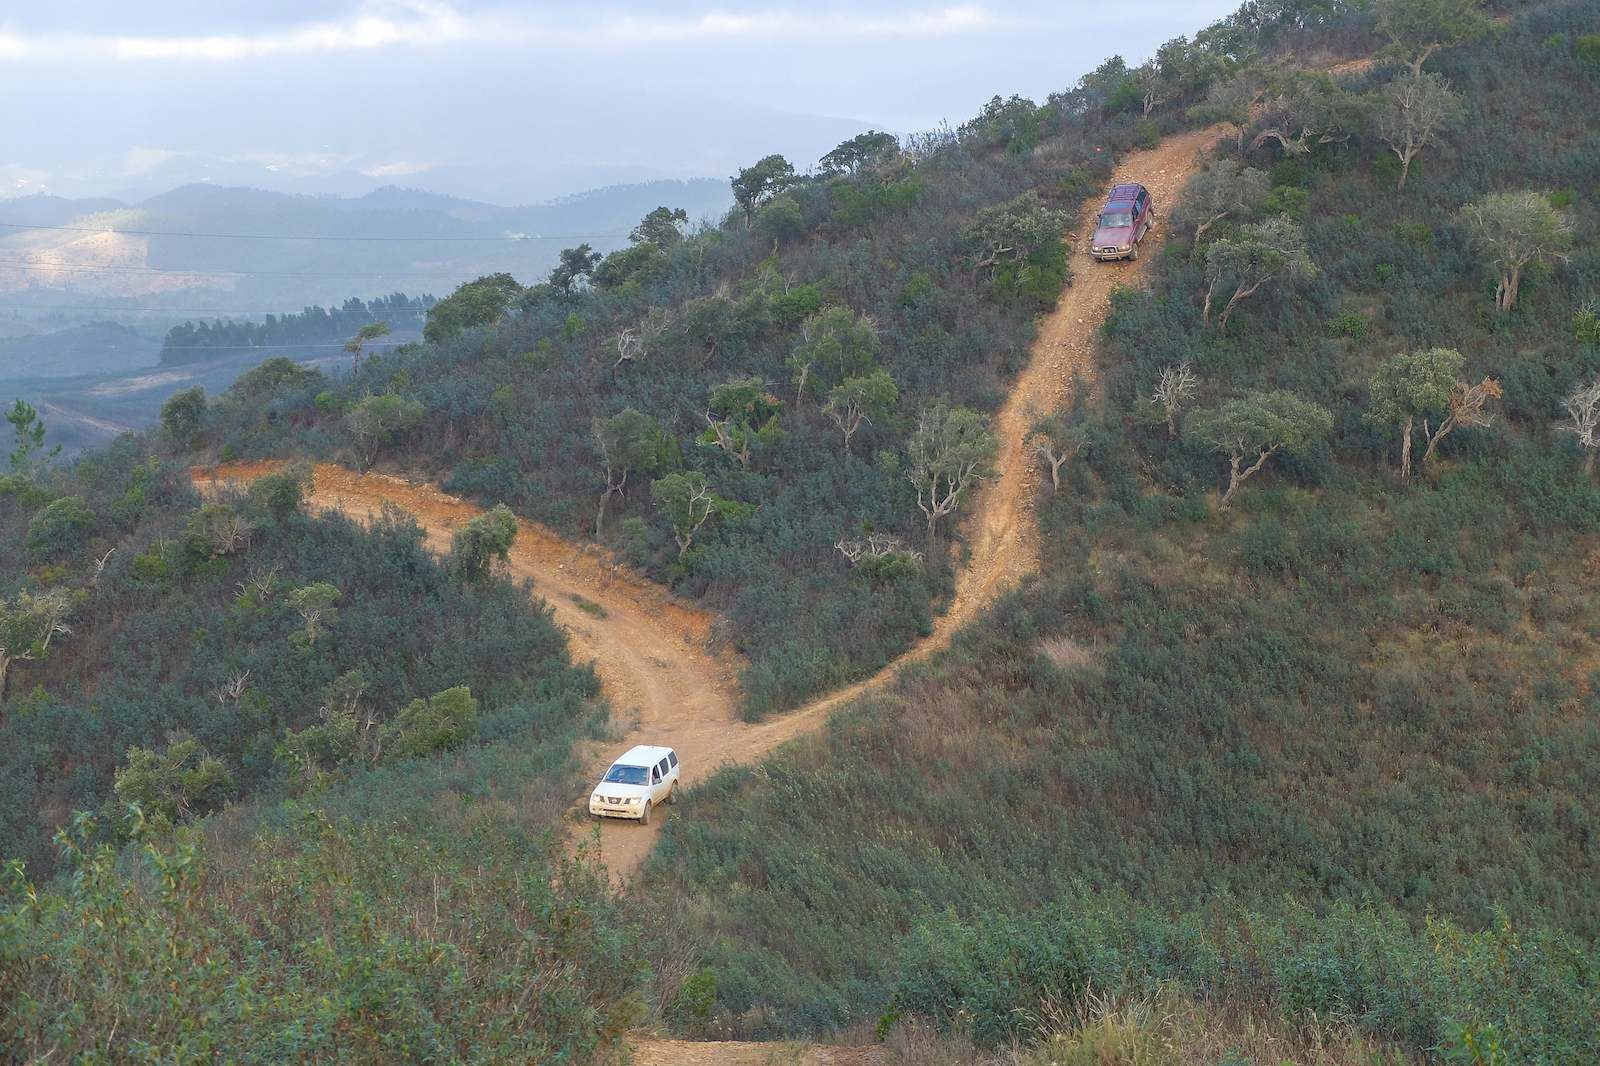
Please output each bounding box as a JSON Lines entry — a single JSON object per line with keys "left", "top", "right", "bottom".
{"left": 650, "top": 0, "right": 1600, "bottom": 1060}
{"left": 0, "top": 322, "right": 159, "bottom": 378}
{"left": 4, "top": 0, "right": 1600, "bottom": 1061}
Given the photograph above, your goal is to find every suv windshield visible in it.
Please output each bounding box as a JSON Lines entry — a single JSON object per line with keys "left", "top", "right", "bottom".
{"left": 1099, "top": 210, "right": 1133, "bottom": 229}
{"left": 603, "top": 764, "right": 649, "bottom": 785}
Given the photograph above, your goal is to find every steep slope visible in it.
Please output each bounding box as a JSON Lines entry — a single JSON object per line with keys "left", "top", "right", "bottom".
{"left": 199, "top": 123, "right": 1226, "bottom": 884}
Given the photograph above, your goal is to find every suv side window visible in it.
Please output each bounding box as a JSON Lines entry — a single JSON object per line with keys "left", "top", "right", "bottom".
{"left": 668, "top": 752, "right": 679, "bottom": 768}
{"left": 651, "top": 766, "right": 662, "bottom": 784}
{"left": 658, "top": 758, "right": 670, "bottom": 777}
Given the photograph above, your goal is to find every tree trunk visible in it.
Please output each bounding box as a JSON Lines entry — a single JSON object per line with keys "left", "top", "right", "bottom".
{"left": 1396, "top": 148, "right": 1413, "bottom": 191}
{"left": 1219, "top": 287, "right": 1246, "bottom": 330}
{"left": 1423, "top": 417, "right": 1454, "bottom": 465}
{"left": 1400, "top": 414, "right": 1414, "bottom": 479}
{"left": 1166, "top": 407, "right": 1178, "bottom": 438}
{"left": 1202, "top": 278, "right": 1218, "bottom": 325}
{"left": 1408, "top": 44, "right": 1436, "bottom": 78}
{"left": 1500, "top": 265, "right": 1522, "bottom": 312}
{"left": 1220, "top": 456, "right": 1244, "bottom": 506}
{"left": 1220, "top": 447, "right": 1277, "bottom": 507}
{"left": 1587, "top": 448, "right": 1596, "bottom": 477}
{"left": 1219, "top": 278, "right": 1269, "bottom": 331}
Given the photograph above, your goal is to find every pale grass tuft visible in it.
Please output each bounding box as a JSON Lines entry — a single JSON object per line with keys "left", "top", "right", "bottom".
{"left": 1037, "top": 635, "right": 1099, "bottom": 671}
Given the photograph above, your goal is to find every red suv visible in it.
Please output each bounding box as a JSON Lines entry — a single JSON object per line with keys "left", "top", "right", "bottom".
{"left": 1090, "top": 182, "right": 1154, "bottom": 261}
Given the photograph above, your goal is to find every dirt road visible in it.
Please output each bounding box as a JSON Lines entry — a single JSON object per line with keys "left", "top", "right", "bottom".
{"left": 199, "top": 124, "right": 1222, "bottom": 1065}
{"left": 197, "top": 124, "right": 1223, "bottom": 886}
{"left": 630, "top": 1040, "right": 882, "bottom": 1066}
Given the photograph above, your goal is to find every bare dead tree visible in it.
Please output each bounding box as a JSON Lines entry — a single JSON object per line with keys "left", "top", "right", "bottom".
{"left": 237, "top": 564, "right": 281, "bottom": 603}
{"left": 1562, "top": 376, "right": 1600, "bottom": 476}
{"left": 1136, "top": 62, "right": 1170, "bottom": 117}
{"left": 1374, "top": 71, "right": 1463, "bottom": 190}
{"left": 1152, "top": 362, "right": 1199, "bottom": 438}
{"left": 0, "top": 588, "right": 74, "bottom": 702}
{"left": 836, "top": 532, "right": 922, "bottom": 565}
{"left": 613, "top": 327, "right": 644, "bottom": 370}
{"left": 211, "top": 511, "right": 253, "bottom": 556}
{"left": 210, "top": 670, "right": 252, "bottom": 705}
{"left": 1422, "top": 377, "right": 1501, "bottom": 465}
{"left": 90, "top": 548, "right": 116, "bottom": 590}
{"left": 704, "top": 410, "right": 751, "bottom": 469}
{"left": 1027, "top": 429, "right": 1084, "bottom": 495}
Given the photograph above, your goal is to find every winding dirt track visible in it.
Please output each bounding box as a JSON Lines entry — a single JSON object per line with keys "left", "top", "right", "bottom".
{"left": 197, "top": 125, "right": 1223, "bottom": 1064}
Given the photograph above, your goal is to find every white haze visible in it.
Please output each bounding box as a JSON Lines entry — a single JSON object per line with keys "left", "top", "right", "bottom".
{"left": 1, "top": 0, "right": 1238, "bottom": 205}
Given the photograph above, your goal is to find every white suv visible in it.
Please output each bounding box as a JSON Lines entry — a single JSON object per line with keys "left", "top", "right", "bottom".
{"left": 588, "top": 745, "right": 680, "bottom": 824}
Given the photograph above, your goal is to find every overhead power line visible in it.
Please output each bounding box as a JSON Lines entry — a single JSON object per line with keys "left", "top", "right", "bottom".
{"left": 0, "top": 220, "right": 629, "bottom": 242}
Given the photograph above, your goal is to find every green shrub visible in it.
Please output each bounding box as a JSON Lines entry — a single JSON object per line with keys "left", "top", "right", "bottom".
{"left": 450, "top": 504, "right": 518, "bottom": 583}
{"left": 772, "top": 282, "right": 824, "bottom": 325}
{"left": 1575, "top": 300, "right": 1600, "bottom": 345}
{"left": 1576, "top": 33, "right": 1600, "bottom": 69}
{"left": 246, "top": 465, "right": 311, "bottom": 521}
{"left": 378, "top": 685, "right": 478, "bottom": 761}
{"left": 1393, "top": 220, "right": 1435, "bottom": 248}
{"left": 25, "top": 495, "right": 95, "bottom": 561}
{"left": 892, "top": 898, "right": 1600, "bottom": 1059}
{"left": 1327, "top": 308, "right": 1370, "bottom": 340}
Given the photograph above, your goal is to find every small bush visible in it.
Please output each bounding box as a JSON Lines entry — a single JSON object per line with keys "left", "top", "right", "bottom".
{"left": 1576, "top": 33, "right": 1600, "bottom": 69}
{"left": 1327, "top": 308, "right": 1370, "bottom": 340}
{"left": 1575, "top": 300, "right": 1600, "bottom": 345}
{"left": 25, "top": 495, "right": 95, "bottom": 561}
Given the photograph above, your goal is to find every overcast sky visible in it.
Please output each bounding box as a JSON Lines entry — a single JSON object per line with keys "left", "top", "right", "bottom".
{"left": 1, "top": 1, "right": 1239, "bottom": 204}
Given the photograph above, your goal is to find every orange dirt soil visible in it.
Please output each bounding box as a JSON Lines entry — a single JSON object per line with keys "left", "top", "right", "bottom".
{"left": 194, "top": 123, "right": 1226, "bottom": 1065}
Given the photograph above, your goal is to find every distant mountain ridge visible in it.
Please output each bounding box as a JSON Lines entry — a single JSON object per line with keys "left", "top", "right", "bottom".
{"left": 0, "top": 177, "right": 734, "bottom": 317}
{"left": 1, "top": 177, "right": 731, "bottom": 230}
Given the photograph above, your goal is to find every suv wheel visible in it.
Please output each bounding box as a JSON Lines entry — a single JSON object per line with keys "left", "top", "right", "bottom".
{"left": 639, "top": 800, "right": 651, "bottom": 826}
{"left": 1129, "top": 244, "right": 1140, "bottom": 261}
{"left": 666, "top": 783, "right": 678, "bottom": 805}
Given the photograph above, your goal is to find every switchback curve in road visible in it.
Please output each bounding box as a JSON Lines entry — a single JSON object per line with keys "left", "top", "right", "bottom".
{"left": 196, "top": 124, "right": 1224, "bottom": 885}
{"left": 198, "top": 123, "right": 1225, "bottom": 1065}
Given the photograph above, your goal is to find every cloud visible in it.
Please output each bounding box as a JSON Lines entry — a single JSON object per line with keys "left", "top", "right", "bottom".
{"left": 362, "top": 161, "right": 434, "bottom": 178}
{"left": 0, "top": 2, "right": 1000, "bottom": 61}
{"left": 121, "top": 147, "right": 179, "bottom": 177}
{"left": 595, "top": 7, "right": 998, "bottom": 46}
{"left": 0, "top": 164, "right": 52, "bottom": 194}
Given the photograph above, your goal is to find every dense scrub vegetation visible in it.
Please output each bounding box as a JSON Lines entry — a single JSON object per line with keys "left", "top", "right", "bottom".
{"left": 1, "top": 711, "right": 644, "bottom": 1061}
{"left": 0, "top": 415, "right": 597, "bottom": 875}
{"left": 650, "top": 0, "right": 1600, "bottom": 1059}
{"left": 6, "top": 0, "right": 1599, "bottom": 1058}
{"left": 0, "top": 408, "right": 642, "bottom": 1057}
{"left": 171, "top": 55, "right": 1207, "bottom": 717}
